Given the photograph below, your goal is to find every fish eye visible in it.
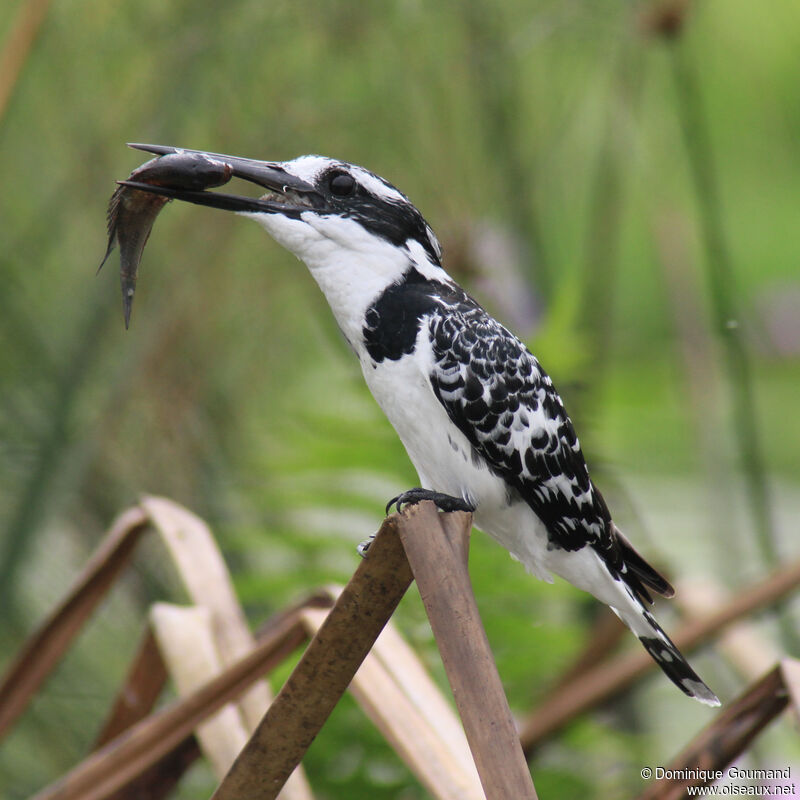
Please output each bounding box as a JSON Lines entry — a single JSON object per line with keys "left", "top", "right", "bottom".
{"left": 329, "top": 172, "right": 356, "bottom": 197}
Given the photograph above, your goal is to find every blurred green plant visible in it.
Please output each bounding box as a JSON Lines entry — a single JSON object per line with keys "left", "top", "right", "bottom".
{"left": 1, "top": 0, "right": 799, "bottom": 798}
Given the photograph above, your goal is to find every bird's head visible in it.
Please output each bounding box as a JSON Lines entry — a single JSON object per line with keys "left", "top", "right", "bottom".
{"left": 123, "top": 144, "right": 443, "bottom": 279}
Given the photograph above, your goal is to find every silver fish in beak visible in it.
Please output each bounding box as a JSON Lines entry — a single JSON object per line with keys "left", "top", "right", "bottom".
{"left": 100, "top": 150, "right": 234, "bottom": 328}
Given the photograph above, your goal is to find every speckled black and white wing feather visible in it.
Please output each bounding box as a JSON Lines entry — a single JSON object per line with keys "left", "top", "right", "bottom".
{"left": 424, "top": 284, "right": 669, "bottom": 603}
{"left": 418, "top": 281, "right": 720, "bottom": 704}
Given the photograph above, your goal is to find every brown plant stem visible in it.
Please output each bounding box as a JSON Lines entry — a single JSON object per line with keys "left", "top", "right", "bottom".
{"left": 521, "top": 554, "right": 800, "bottom": 754}
{"left": 0, "top": 0, "right": 52, "bottom": 123}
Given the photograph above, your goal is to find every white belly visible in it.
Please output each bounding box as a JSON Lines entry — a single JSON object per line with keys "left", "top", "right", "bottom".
{"left": 359, "top": 347, "right": 556, "bottom": 583}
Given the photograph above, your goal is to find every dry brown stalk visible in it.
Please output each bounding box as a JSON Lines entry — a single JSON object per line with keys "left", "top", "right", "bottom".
{"left": 340, "top": 595, "right": 481, "bottom": 782}
{"left": 99, "top": 598, "right": 328, "bottom": 800}
{"left": 213, "top": 503, "right": 538, "bottom": 800}
{"left": 675, "top": 579, "right": 778, "bottom": 680}
{"left": 92, "top": 626, "right": 187, "bottom": 800}
{"left": 636, "top": 658, "right": 800, "bottom": 799}
{"left": 301, "top": 605, "right": 483, "bottom": 800}
{"left": 1, "top": 497, "right": 315, "bottom": 799}
{"left": 550, "top": 609, "right": 628, "bottom": 692}
{"left": 106, "top": 737, "right": 201, "bottom": 800}
{"left": 93, "top": 626, "right": 168, "bottom": 747}
{"left": 0, "top": 0, "right": 53, "bottom": 122}
{"left": 211, "top": 514, "right": 414, "bottom": 799}
{"left": 141, "top": 497, "right": 317, "bottom": 800}
{"left": 521, "top": 556, "right": 800, "bottom": 754}
{"left": 396, "top": 503, "right": 538, "bottom": 800}
{"left": 23, "top": 495, "right": 797, "bottom": 799}
{"left": 150, "top": 603, "right": 254, "bottom": 778}
{"left": 0, "top": 506, "right": 150, "bottom": 739}
{"left": 30, "top": 608, "right": 306, "bottom": 800}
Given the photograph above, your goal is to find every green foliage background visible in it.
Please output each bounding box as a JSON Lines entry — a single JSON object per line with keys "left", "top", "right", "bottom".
{"left": 1, "top": 1, "right": 799, "bottom": 797}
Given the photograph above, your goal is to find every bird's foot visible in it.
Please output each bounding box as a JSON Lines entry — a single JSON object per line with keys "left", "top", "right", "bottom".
{"left": 385, "top": 488, "right": 475, "bottom": 515}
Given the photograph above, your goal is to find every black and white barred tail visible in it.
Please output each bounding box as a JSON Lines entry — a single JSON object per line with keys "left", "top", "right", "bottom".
{"left": 638, "top": 626, "right": 720, "bottom": 706}
{"left": 619, "top": 603, "right": 720, "bottom": 706}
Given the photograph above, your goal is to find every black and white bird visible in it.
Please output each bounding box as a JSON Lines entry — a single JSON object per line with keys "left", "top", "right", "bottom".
{"left": 123, "top": 144, "right": 719, "bottom": 706}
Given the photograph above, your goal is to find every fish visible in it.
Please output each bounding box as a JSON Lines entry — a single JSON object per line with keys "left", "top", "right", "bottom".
{"left": 100, "top": 151, "right": 234, "bottom": 328}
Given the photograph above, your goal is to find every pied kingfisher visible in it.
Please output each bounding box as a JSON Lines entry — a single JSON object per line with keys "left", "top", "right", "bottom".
{"left": 121, "top": 143, "right": 719, "bottom": 706}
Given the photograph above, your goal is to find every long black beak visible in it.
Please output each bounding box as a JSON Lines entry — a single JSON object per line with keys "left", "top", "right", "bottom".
{"left": 120, "top": 143, "right": 322, "bottom": 214}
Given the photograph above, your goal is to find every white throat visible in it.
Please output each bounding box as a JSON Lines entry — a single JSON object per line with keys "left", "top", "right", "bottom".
{"left": 244, "top": 210, "right": 446, "bottom": 351}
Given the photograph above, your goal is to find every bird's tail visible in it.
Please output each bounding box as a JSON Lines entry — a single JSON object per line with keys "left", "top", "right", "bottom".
{"left": 614, "top": 599, "right": 720, "bottom": 707}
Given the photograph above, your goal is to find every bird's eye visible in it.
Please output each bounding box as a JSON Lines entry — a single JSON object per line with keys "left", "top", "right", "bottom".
{"left": 329, "top": 172, "right": 356, "bottom": 196}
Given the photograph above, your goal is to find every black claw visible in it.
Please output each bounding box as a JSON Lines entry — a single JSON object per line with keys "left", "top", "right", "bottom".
{"left": 386, "top": 488, "right": 475, "bottom": 515}
{"left": 385, "top": 494, "right": 402, "bottom": 515}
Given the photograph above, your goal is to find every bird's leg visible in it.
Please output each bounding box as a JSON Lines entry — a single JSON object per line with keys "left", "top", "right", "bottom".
{"left": 361, "top": 490, "right": 473, "bottom": 557}
{"left": 386, "top": 488, "right": 475, "bottom": 515}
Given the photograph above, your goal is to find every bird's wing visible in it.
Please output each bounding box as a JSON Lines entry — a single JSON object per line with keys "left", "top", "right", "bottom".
{"left": 426, "top": 303, "right": 671, "bottom": 602}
